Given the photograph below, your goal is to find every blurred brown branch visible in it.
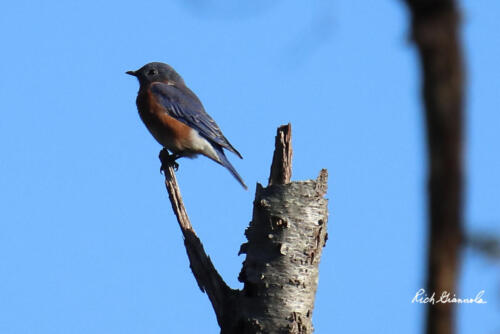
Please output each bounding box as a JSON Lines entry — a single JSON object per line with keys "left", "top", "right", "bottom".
{"left": 401, "top": 1, "right": 465, "bottom": 334}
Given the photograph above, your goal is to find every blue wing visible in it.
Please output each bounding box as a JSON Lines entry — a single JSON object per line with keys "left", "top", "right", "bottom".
{"left": 150, "top": 82, "right": 242, "bottom": 158}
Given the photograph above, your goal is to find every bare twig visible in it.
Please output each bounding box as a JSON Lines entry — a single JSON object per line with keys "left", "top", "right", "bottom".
{"left": 466, "top": 232, "right": 500, "bottom": 261}
{"left": 160, "top": 149, "right": 193, "bottom": 233}
{"left": 159, "top": 149, "right": 235, "bottom": 328}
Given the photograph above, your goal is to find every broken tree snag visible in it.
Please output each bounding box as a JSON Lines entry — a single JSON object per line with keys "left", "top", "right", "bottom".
{"left": 159, "top": 126, "right": 328, "bottom": 334}
{"left": 268, "top": 123, "right": 293, "bottom": 186}
{"left": 238, "top": 172, "right": 329, "bottom": 333}
{"left": 238, "top": 124, "right": 328, "bottom": 334}
{"left": 401, "top": 2, "right": 464, "bottom": 334}
{"left": 159, "top": 149, "right": 236, "bottom": 329}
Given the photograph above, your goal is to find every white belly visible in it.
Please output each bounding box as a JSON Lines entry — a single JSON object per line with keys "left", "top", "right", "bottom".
{"left": 186, "top": 129, "right": 221, "bottom": 163}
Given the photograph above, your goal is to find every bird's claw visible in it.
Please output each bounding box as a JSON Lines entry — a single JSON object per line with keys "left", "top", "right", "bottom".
{"left": 160, "top": 162, "right": 178, "bottom": 173}
{"left": 169, "top": 161, "right": 179, "bottom": 172}
{"left": 159, "top": 149, "right": 180, "bottom": 174}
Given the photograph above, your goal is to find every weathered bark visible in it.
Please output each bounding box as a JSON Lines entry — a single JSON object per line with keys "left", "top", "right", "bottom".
{"left": 237, "top": 170, "right": 328, "bottom": 333}
{"left": 401, "top": 1, "right": 465, "bottom": 334}
{"left": 159, "top": 124, "right": 328, "bottom": 333}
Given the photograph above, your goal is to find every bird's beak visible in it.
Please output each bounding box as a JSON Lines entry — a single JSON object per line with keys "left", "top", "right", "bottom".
{"left": 126, "top": 70, "right": 137, "bottom": 76}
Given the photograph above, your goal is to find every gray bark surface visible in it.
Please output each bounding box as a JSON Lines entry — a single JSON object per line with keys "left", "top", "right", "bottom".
{"left": 237, "top": 172, "right": 328, "bottom": 333}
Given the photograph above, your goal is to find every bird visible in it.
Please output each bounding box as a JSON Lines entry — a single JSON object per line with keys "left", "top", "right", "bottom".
{"left": 126, "top": 62, "right": 247, "bottom": 189}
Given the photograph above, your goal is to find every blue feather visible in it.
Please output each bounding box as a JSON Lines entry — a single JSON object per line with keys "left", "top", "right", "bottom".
{"left": 214, "top": 146, "right": 247, "bottom": 189}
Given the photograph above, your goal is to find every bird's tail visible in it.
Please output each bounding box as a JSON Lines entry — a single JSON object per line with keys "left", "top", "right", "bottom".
{"left": 215, "top": 147, "right": 247, "bottom": 189}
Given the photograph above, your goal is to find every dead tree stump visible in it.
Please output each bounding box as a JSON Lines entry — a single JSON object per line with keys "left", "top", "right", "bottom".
{"left": 160, "top": 124, "right": 329, "bottom": 333}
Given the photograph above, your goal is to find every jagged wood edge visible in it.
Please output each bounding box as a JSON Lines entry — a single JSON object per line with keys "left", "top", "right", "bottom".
{"left": 268, "top": 123, "right": 293, "bottom": 186}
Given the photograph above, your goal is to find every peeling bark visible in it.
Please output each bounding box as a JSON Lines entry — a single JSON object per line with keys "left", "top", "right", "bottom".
{"left": 237, "top": 170, "right": 328, "bottom": 333}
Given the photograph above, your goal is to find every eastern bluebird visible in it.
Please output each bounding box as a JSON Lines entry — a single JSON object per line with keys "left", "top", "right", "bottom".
{"left": 127, "top": 62, "right": 247, "bottom": 189}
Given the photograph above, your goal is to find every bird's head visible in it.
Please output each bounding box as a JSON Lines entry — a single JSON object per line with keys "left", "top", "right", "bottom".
{"left": 126, "top": 62, "right": 184, "bottom": 86}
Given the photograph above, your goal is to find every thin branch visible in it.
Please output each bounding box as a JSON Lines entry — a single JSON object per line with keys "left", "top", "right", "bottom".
{"left": 466, "top": 232, "right": 500, "bottom": 261}
{"left": 159, "top": 149, "right": 234, "bottom": 327}
{"left": 160, "top": 150, "right": 193, "bottom": 233}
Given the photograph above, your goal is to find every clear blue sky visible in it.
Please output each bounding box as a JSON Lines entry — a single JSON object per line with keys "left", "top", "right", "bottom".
{"left": 1, "top": 0, "right": 498, "bottom": 333}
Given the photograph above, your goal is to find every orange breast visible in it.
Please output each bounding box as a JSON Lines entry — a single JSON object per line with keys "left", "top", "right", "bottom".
{"left": 137, "top": 89, "right": 193, "bottom": 153}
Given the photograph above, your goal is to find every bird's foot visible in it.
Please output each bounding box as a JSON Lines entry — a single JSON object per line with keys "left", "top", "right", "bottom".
{"left": 159, "top": 149, "right": 180, "bottom": 174}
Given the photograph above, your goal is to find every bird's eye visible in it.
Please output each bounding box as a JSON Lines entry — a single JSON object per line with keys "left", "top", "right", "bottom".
{"left": 147, "top": 69, "right": 157, "bottom": 76}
